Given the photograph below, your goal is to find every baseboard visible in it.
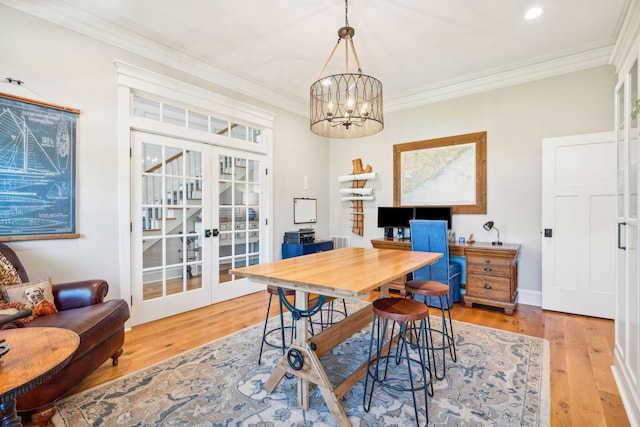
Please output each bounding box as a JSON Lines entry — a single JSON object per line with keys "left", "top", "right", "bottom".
{"left": 612, "top": 349, "right": 640, "bottom": 427}
{"left": 517, "top": 288, "right": 541, "bottom": 307}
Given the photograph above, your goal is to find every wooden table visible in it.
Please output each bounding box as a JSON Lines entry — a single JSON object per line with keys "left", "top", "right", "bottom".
{"left": 231, "top": 247, "right": 442, "bottom": 427}
{"left": 0, "top": 327, "right": 80, "bottom": 427}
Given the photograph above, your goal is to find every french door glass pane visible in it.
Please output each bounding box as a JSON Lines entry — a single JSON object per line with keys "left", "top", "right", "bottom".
{"left": 142, "top": 143, "right": 204, "bottom": 301}
{"left": 618, "top": 84, "right": 625, "bottom": 218}
{"left": 165, "top": 265, "right": 183, "bottom": 296}
{"left": 143, "top": 143, "right": 163, "bottom": 173}
{"left": 142, "top": 237, "right": 162, "bottom": 268}
{"left": 248, "top": 160, "right": 260, "bottom": 182}
{"left": 166, "top": 146, "right": 182, "bottom": 175}
{"left": 218, "top": 154, "right": 261, "bottom": 284}
{"left": 630, "top": 62, "right": 638, "bottom": 220}
{"left": 628, "top": 220, "right": 639, "bottom": 379}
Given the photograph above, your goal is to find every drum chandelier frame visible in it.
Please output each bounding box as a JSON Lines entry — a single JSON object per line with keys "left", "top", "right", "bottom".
{"left": 310, "top": 0, "right": 383, "bottom": 138}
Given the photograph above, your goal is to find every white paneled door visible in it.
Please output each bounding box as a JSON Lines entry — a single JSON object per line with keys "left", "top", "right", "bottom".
{"left": 131, "top": 131, "right": 264, "bottom": 325}
{"left": 541, "top": 131, "right": 616, "bottom": 319}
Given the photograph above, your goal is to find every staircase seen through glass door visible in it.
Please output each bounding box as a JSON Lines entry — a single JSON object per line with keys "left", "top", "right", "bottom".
{"left": 133, "top": 131, "right": 266, "bottom": 325}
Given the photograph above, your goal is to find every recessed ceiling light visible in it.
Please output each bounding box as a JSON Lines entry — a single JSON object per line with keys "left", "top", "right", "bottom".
{"left": 525, "top": 6, "right": 544, "bottom": 20}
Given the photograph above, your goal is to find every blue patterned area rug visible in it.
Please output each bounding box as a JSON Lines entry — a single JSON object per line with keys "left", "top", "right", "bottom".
{"left": 53, "top": 303, "right": 550, "bottom": 426}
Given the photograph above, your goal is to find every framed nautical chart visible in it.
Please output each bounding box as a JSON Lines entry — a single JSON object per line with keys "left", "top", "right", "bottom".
{"left": 0, "top": 93, "right": 80, "bottom": 240}
{"left": 393, "top": 131, "right": 487, "bottom": 214}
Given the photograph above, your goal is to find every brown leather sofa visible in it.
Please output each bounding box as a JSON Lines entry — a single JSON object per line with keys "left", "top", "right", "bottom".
{"left": 0, "top": 243, "right": 130, "bottom": 426}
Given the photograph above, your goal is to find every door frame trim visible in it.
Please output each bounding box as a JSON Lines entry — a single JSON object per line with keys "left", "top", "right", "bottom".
{"left": 116, "top": 62, "right": 275, "bottom": 327}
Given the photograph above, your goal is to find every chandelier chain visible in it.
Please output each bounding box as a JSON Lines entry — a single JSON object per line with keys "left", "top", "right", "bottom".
{"left": 345, "top": 0, "right": 349, "bottom": 28}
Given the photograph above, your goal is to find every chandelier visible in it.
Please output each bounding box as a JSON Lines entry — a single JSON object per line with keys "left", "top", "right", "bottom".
{"left": 310, "top": 0, "right": 383, "bottom": 138}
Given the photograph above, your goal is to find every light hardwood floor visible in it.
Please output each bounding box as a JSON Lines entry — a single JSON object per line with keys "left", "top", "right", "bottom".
{"left": 65, "top": 290, "right": 629, "bottom": 426}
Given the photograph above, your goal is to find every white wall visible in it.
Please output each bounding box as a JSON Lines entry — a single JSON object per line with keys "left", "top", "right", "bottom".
{"left": 0, "top": 6, "right": 123, "bottom": 288}
{"left": 329, "top": 65, "right": 616, "bottom": 304}
{"left": 272, "top": 114, "right": 331, "bottom": 247}
{"left": 0, "top": 5, "right": 330, "bottom": 298}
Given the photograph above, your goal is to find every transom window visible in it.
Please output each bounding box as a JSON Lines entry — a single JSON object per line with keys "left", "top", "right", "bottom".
{"left": 133, "top": 95, "right": 263, "bottom": 144}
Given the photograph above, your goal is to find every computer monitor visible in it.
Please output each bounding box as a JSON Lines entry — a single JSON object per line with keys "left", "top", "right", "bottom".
{"left": 377, "top": 207, "right": 414, "bottom": 228}
{"left": 413, "top": 206, "right": 453, "bottom": 229}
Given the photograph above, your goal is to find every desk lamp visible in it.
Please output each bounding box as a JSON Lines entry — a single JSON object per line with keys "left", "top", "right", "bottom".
{"left": 483, "top": 221, "right": 502, "bottom": 246}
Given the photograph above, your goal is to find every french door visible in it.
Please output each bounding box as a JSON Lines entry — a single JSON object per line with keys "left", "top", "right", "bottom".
{"left": 613, "top": 59, "right": 640, "bottom": 422}
{"left": 131, "top": 131, "right": 264, "bottom": 325}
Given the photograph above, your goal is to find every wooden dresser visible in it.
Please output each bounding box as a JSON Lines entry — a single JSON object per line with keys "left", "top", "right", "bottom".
{"left": 370, "top": 238, "right": 520, "bottom": 314}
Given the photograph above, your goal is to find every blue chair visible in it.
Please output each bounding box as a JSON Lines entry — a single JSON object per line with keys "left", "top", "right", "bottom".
{"left": 406, "top": 219, "right": 460, "bottom": 379}
{"left": 409, "top": 220, "right": 461, "bottom": 308}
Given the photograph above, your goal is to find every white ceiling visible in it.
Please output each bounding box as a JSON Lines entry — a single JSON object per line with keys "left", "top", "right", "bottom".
{"left": 1, "top": 0, "right": 630, "bottom": 114}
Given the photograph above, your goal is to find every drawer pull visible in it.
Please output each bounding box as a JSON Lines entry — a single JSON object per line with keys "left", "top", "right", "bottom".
{"left": 485, "top": 259, "right": 491, "bottom": 264}
{"left": 484, "top": 284, "right": 492, "bottom": 289}
{"left": 484, "top": 267, "right": 492, "bottom": 272}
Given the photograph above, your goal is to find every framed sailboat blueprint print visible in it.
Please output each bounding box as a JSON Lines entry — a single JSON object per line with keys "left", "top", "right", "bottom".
{"left": 0, "top": 93, "right": 79, "bottom": 240}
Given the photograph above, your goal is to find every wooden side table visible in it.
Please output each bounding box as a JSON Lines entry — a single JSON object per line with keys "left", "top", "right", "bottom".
{"left": 0, "top": 327, "right": 79, "bottom": 427}
{"left": 464, "top": 246, "right": 520, "bottom": 314}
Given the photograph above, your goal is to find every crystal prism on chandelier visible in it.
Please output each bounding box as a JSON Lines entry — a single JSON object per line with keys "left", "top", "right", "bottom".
{"left": 310, "top": 0, "right": 383, "bottom": 138}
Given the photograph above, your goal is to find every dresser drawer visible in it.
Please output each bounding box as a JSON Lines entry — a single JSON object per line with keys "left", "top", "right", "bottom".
{"left": 467, "top": 255, "right": 512, "bottom": 267}
{"left": 467, "top": 274, "right": 511, "bottom": 302}
{"left": 467, "top": 262, "right": 511, "bottom": 277}
{"left": 467, "top": 255, "right": 512, "bottom": 275}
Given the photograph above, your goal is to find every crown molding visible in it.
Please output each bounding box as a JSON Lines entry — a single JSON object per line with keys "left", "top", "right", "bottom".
{"left": 0, "top": 0, "right": 620, "bottom": 117}
{"left": 385, "top": 43, "right": 615, "bottom": 112}
{"left": 610, "top": 0, "right": 640, "bottom": 77}
{"left": 0, "top": 0, "right": 306, "bottom": 114}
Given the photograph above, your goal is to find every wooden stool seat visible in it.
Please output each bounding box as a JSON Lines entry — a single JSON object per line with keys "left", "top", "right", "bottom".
{"left": 373, "top": 297, "right": 429, "bottom": 322}
{"left": 267, "top": 285, "right": 295, "bottom": 296}
{"left": 405, "top": 280, "right": 449, "bottom": 297}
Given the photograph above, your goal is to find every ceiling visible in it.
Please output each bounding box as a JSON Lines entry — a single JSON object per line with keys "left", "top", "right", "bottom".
{"left": 1, "top": 0, "right": 630, "bottom": 114}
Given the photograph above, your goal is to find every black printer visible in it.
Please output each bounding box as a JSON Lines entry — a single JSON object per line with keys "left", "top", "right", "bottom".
{"left": 284, "top": 228, "right": 315, "bottom": 244}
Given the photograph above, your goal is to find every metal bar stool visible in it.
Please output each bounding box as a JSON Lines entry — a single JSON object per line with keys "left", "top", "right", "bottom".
{"left": 258, "top": 285, "right": 296, "bottom": 365}
{"left": 363, "top": 298, "right": 432, "bottom": 427}
{"left": 308, "top": 296, "right": 348, "bottom": 333}
{"left": 405, "top": 280, "right": 457, "bottom": 380}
